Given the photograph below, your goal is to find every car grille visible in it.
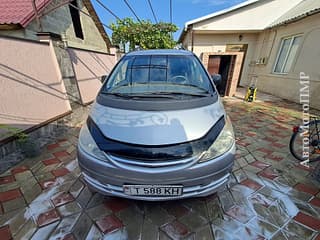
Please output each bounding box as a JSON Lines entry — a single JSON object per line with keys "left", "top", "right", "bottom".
{"left": 105, "top": 152, "right": 201, "bottom": 169}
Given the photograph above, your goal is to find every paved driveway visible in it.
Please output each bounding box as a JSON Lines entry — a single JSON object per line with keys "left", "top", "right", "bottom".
{"left": 0, "top": 92, "right": 320, "bottom": 240}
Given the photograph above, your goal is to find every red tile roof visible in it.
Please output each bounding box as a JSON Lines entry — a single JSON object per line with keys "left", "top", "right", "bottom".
{"left": 0, "top": 0, "right": 52, "bottom": 27}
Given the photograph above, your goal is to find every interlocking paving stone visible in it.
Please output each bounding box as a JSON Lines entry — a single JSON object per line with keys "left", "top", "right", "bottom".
{"left": 195, "top": 224, "right": 214, "bottom": 240}
{"left": 233, "top": 168, "right": 248, "bottom": 183}
{"left": 218, "top": 189, "right": 236, "bottom": 212}
{"left": 2, "top": 196, "right": 26, "bottom": 213}
{"left": 293, "top": 199, "right": 319, "bottom": 218}
{"left": 4, "top": 208, "right": 31, "bottom": 236}
{"left": 0, "top": 181, "right": 19, "bottom": 193}
{"left": 179, "top": 211, "right": 208, "bottom": 232}
{"left": 115, "top": 205, "right": 143, "bottom": 227}
{"left": 207, "top": 197, "right": 224, "bottom": 221}
{"left": 241, "top": 178, "right": 263, "bottom": 191}
{"left": 104, "top": 197, "right": 131, "bottom": 213}
{"left": 247, "top": 217, "right": 278, "bottom": 239}
{"left": 226, "top": 205, "right": 256, "bottom": 224}
{"left": 96, "top": 215, "right": 124, "bottom": 234}
{"left": 51, "top": 192, "right": 75, "bottom": 207}
{"left": 30, "top": 221, "right": 59, "bottom": 240}
{"left": 211, "top": 225, "right": 234, "bottom": 240}
{"left": 11, "top": 166, "right": 29, "bottom": 175}
{"left": 288, "top": 188, "right": 314, "bottom": 202}
{"left": 57, "top": 201, "right": 82, "bottom": 217}
{"left": 235, "top": 226, "right": 265, "bottom": 240}
{"left": 14, "top": 170, "right": 33, "bottom": 182}
{"left": 86, "top": 203, "right": 112, "bottom": 221}
{"left": 295, "top": 183, "right": 319, "bottom": 196}
{"left": 85, "top": 224, "right": 103, "bottom": 240}
{"left": 40, "top": 178, "right": 57, "bottom": 190}
{"left": 249, "top": 193, "right": 274, "bottom": 208}
{"left": 283, "top": 220, "right": 316, "bottom": 239}
{"left": 86, "top": 192, "right": 105, "bottom": 209}
{"left": 47, "top": 143, "right": 60, "bottom": 151}
{"left": 163, "top": 202, "right": 190, "bottom": 218}
{"left": 76, "top": 186, "right": 93, "bottom": 209}
{"left": 161, "top": 220, "right": 191, "bottom": 240}
{"left": 270, "top": 231, "right": 288, "bottom": 240}
{"left": 212, "top": 215, "right": 243, "bottom": 234}
{"left": 21, "top": 183, "right": 42, "bottom": 204}
{"left": 0, "top": 225, "right": 12, "bottom": 240}
{"left": 42, "top": 157, "right": 61, "bottom": 166}
{"left": 310, "top": 198, "right": 320, "bottom": 208}
{"left": 102, "top": 228, "right": 128, "bottom": 240}
{"left": 0, "top": 175, "right": 15, "bottom": 185}
{"left": 145, "top": 205, "right": 175, "bottom": 226}
{"left": 53, "top": 151, "right": 70, "bottom": 159}
{"left": 250, "top": 160, "right": 270, "bottom": 170}
{"left": 49, "top": 213, "right": 80, "bottom": 239}
{"left": 52, "top": 167, "right": 70, "bottom": 177}
{"left": 141, "top": 218, "right": 159, "bottom": 240}
{"left": 36, "top": 208, "right": 60, "bottom": 227}
{"left": 243, "top": 164, "right": 263, "bottom": 174}
{"left": 0, "top": 188, "right": 21, "bottom": 202}
{"left": 1, "top": 93, "right": 320, "bottom": 239}
{"left": 35, "top": 172, "right": 55, "bottom": 183}
{"left": 69, "top": 178, "right": 85, "bottom": 199}
{"left": 294, "top": 212, "right": 320, "bottom": 230}
{"left": 13, "top": 218, "right": 37, "bottom": 240}
{"left": 72, "top": 213, "right": 92, "bottom": 239}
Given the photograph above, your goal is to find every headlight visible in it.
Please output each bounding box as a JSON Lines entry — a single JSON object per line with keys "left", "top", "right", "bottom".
{"left": 199, "top": 116, "right": 235, "bottom": 163}
{"left": 78, "top": 124, "right": 106, "bottom": 160}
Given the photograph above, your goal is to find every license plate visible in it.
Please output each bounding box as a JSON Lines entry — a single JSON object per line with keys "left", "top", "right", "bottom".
{"left": 123, "top": 185, "right": 183, "bottom": 196}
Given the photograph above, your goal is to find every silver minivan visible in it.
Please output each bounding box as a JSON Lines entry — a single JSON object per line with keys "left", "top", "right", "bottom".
{"left": 77, "top": 49, "right": 235, "bottom": 200}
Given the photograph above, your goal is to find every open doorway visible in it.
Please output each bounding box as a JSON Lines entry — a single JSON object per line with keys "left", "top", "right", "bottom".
{"left": 208, "top": 55, "right": 232, "bottom": 96}
{"left": 204, "top": 52, "right": 244, "bottom": 97}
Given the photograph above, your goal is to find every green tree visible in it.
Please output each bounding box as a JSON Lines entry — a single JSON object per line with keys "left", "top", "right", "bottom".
{"left": 110, "top": 18, "right": 178, "bottom": 51}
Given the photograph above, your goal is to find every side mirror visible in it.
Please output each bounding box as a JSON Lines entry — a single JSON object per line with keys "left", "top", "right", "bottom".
{"left": 211, "top": 74, "right": 222, "bottom": 86}
{"left": 101, "top": 75, "right": 108, "bottom": 83}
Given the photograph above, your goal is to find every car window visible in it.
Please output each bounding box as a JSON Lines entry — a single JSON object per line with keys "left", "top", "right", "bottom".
{"left": 104, "top": 54, "right": 214, "bottom": 95}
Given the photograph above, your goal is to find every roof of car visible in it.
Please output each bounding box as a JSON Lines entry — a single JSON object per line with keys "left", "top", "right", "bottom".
{"left": 125, "top": 49, "right": 193, "bottom": 56}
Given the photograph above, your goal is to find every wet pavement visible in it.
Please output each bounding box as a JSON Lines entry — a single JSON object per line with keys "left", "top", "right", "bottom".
{"left": 0, "top": 90, "right": 320, "bottom": 240}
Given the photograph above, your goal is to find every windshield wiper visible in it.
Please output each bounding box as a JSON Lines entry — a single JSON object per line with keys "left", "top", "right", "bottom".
{"left": 152, "top": 91, "right": 213, "bottom": 97}
{"left": 101, "top": 92, "right": 178, "bottom": 99}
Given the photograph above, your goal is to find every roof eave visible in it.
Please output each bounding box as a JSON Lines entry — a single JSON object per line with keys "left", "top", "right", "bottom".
{"left": 0, "top": 24, "right": 22, "bottom": 30}
{"left": 268, "top": 8, "right": 320, "bottom": 29}
{"left": 184, "top": 0, "right": 262, "bottom": 29}
{"left": 82, "top": 0, "right": 112, "bottom": 50}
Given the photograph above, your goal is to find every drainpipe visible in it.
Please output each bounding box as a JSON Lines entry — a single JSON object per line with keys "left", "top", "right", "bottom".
{"left": 31, "top": 0, "right": 43, "bottom": 32}
{"left": 191, "top": 29, "right": 194, "bottom": 52}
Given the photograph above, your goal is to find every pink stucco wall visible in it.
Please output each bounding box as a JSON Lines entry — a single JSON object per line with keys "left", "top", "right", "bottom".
{"left": 68, "top": 48, "right": 115, "bottom": 104}
{"left": 0, "top": 37, "right": 71, "bottom": 139}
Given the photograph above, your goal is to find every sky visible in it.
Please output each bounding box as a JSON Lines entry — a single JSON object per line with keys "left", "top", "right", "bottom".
{"left": 91, "top": 0, "right": 247, "bottom": 41}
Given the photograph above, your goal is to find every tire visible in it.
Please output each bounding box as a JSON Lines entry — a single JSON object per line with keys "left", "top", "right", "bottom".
{"left": 289, "top": 120, "right": 320, "bottom": 162}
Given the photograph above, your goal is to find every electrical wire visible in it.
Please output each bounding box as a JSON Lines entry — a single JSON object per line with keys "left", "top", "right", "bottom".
{"left": 95, "top": 0, "right": 121, "bottom": 21}
{"left": 147, "top": 0, "right": 158, "bottom": 23}
{"left": 69, "top": 2, "right": 112, "bottom": 30}
{"left": 170, "top": 0, "right": 172, "bottom": 24}
{"left": 123, "top": 0, "right": 141, "bottom": 22}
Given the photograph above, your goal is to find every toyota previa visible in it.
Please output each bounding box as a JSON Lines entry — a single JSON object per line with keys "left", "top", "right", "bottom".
{"left": 77, "top": 49, "right": 235, "bottom": 200}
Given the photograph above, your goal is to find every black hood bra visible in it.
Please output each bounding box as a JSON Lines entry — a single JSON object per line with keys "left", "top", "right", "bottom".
{"left": 87, "top": 116, "right": 225, "bottom": 161}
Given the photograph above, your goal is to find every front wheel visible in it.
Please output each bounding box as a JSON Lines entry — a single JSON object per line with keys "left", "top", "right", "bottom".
{"left": 290, "top": 120, "right": 320, "bottom": 162}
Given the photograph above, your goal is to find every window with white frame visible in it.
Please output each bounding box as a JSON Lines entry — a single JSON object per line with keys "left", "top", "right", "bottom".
{"left": 273, "top": 35, "right": 302, "bottom": 74}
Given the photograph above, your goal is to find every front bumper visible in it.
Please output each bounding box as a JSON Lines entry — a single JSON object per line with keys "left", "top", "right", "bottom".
{"left": 77, "top": 144, "right": 235, "bottom": 201}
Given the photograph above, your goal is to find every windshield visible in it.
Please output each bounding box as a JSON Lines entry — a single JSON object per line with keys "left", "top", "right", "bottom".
{"left": 103, "top": 54, "right": 215, "bottom": 96}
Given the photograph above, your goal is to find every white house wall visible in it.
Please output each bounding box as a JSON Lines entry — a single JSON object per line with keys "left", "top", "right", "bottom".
{"left": 186, "top": 33, "right": 259, "bottom": 85}
{"left": 249, "top": 14, "right": 320, "bottom": 109}
{"left": 192, "top": 0, "right": 302, "bottom": 31}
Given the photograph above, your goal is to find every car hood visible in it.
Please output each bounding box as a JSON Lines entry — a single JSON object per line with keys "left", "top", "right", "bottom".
{"left": 89, "top": 100, "right": 225, "bottom": 145}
